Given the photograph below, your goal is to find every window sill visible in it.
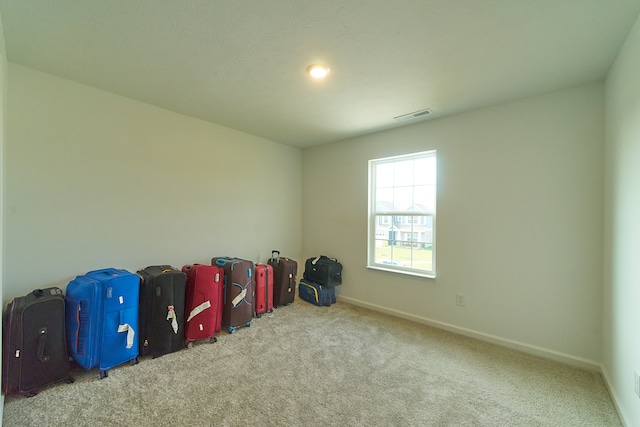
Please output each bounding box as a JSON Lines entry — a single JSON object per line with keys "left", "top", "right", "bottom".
{"left": 367, "top": 265, "right": 436, "bottom": 279}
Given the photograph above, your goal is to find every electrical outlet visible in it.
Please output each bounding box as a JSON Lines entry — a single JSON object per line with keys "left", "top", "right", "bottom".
{"left": 456, "top": 293, "right": 465, "bottom": 307}
{"left": 635, "top": 372, "right": 640, "bottom": 397}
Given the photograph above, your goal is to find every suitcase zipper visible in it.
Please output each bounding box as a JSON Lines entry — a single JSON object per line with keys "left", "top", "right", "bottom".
{"left": 300, "top": 282, "right": 320, "bottom": 303}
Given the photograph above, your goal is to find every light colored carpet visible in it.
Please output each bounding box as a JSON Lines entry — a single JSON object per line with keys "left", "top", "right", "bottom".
{"left": 3, "top": 300, "right": 621, "bottom": 426}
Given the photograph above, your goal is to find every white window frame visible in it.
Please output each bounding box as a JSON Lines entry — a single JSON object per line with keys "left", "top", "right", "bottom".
{"left": 367, "top": 150, "right": 436, "bottom": 278}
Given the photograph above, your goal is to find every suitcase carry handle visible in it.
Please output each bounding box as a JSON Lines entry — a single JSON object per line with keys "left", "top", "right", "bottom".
{"left": 215, "top": 258, "right": 229, "bottom": 267}
{"left": 65, "top": 298, "right": 85, "bottom": 356}
{"left": 215, "top": 258, "right": 240, "bottom": 270}
{"left": 88, "top": 268, "right": 122, "bottom": 277}
{"left": 37, "top": 328, "right": 50, "bottom": 362}
{"left": 311, "top": 255, "right": 338, "bottom": 265}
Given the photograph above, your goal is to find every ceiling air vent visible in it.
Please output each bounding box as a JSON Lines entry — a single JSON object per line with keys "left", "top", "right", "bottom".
{"left": 393, "top": 108, "right": 433, "bottom": 122}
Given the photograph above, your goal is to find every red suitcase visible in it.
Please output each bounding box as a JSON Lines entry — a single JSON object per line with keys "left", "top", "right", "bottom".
{"left": 254, "top": 263, "right": 274, "bottom": 317}
{"left": 182, "top": 264, "right": 224, "bottom": 348}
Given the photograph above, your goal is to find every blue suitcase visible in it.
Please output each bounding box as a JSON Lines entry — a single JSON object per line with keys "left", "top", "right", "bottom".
{"left": 298, "top": 279, "right": 336, "bottom": 307}
{"left": 65, "top": 268, "right": 140, "bottom": 379}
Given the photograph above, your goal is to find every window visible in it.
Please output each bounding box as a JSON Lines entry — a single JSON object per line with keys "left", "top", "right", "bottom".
{"left": 368, "top": 150, "right": 436, "bottom": 277}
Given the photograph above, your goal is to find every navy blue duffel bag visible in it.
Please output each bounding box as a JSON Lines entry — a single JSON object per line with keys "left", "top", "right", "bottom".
{"left": 298, "top": 279, "right": 336, "bottom": 307}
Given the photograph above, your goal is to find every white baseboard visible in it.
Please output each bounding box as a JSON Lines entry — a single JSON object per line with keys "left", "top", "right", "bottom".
{"left": 601, "top": 366, "right": 630, "bottom": 427}
{"left": 338, "top": 295, "right": 602, "bottom": 372}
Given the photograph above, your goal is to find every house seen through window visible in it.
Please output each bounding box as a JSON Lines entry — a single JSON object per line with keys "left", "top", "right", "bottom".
{"left": 368, "top": 150, "right": 436, "bottom": 277}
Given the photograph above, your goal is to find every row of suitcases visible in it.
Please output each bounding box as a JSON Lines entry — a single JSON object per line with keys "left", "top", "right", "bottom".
{"left": 2, "top": 251, "right": 298, "bottom": 396}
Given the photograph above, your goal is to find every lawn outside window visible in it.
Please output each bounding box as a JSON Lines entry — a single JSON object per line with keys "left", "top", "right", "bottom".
{"left": 368, "top": 150, "right": 436, "bottom": 278}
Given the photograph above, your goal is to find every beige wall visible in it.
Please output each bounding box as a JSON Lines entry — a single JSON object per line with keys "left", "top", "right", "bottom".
{"left": 0, "top": 8, "right": 6, "bottom": 421}
{"left": 303, "top": 82, "right": 605, "bottom": 368}
{"left": 4, "top": 64, "right": 302, "bottom": 299}
{"left": 603, "top": 13, "right": 640, "bottom": 427}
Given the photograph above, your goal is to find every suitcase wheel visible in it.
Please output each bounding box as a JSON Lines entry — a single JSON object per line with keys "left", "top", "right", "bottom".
{"left": 66, "top": 375, "right": 75, "bottom": 384}
{"left": 210, "top": 337, "right": 217, "bottom": 343}
{"left": 99, "top": 370, "right": 108, "bottom": 380}
{"left": 187, "top": 341, "right": 194, "bottom": 349}
{"left": 268, "top": 309, "right": 274, "bottom": 313}
{"left": 246, "top": 321, "right": 252, "bottom": 328}
{"left": 130, "top": 357, "right": 139, "bottom": 365}
{"left": 228, "top": 326, "right": 236, "bottom": 334}
{"left": 22, "top": 390, "right": 38, "bottom": 398}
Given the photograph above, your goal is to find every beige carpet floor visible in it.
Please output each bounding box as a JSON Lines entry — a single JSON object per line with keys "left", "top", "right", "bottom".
{"left": 3, "top": 300, "right": 621, "bottom": 426}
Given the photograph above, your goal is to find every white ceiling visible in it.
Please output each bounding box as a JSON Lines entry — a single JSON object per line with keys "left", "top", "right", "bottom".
{"left": 1, "top": 1, "right": 639, "bottom": 148}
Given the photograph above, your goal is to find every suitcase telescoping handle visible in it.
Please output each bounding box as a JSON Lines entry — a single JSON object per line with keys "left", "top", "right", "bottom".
{"left": 271, "top": 250, "right": 280, "bottom": 263}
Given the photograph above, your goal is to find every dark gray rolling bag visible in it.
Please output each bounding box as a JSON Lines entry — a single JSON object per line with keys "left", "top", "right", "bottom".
{"left": 2, "top": 288, "right": 74, "bottom": 396}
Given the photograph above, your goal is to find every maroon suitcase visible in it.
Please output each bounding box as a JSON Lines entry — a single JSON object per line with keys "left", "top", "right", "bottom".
{"left": 211, "top": 257, "right": 254, "bottom": 334}
{"left": 268, "top": 250, "right": 298, "bottom": 308}
{"left": 182, "top": 264, "right": 224, "bottom": 347}
{"left": 254, "top": 264, "right": 274, "bottom": 317}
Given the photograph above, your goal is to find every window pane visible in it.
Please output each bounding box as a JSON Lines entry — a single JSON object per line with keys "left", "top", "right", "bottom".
{"left": 387, "top": 216, "right": 431, "bottom": 243}
{"left": 422, "top": 220, "right": 433, "bottom": 245}
{"left": 412, "top": 185, "right": 435, "bottom": 211}
{"left": 408, "top": 246, "right": 433, "bottom": 270}
{"left": 393, "top": 160, "right": 413, "bottom": 186}
{"left": 375, "top": 188, "right": 393, "bottom": 211}
{"left": 393, "top": 186, "right": 413, "bottom": 211}
{"left": 413, "top": 158, "right": 430, "bottom": 185}
{"left": 374, "top": 217, "right": 396, "bottom": 242}
{"left": 374, "top": 242, "right": 406, "bottom": 267}
{"left": 413, "top": 157, "right": 436, "bottom": 185}
{"left": 376, "top": 163, "right": 394, "bottom": 188}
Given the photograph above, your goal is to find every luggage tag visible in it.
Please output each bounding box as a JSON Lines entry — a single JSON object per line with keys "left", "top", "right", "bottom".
{"left": 166, "top": 306, "right": 179, "bottom": 334}
{"left": 232, "top": 289, "right": 247, "bottom": 307}
{"left": 187, "top": 301, "right": 211, "bottom": 322}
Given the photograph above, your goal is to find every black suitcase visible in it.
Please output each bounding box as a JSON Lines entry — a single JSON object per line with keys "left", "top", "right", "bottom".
{"left": 138, "top": 266, "right": 187, "bottom": 358}
{"left": 303, "top": 255, "right": 343, "bottom": 288}
{"left": 2, "top": 288, "right": 74, "bottom": 396}
{"left": 268, "top": 250, "right": 298, "bottom": 307}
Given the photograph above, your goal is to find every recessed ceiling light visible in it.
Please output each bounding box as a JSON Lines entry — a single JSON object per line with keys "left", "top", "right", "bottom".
{"left": 307, "top": 64, "right": 330, "bottom": 79}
